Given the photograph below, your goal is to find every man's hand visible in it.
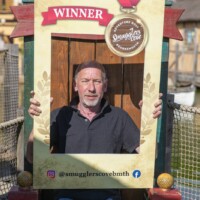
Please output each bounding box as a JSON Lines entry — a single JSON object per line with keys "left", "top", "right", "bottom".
{"left": 139, "top": 93, "right": 163, "bottom": 119}
{"left": 28, "top": 91, "right": 53, "bottom": 118}
{"left": 28, "top": 91, "right": 42, "bottom": 118}
{"left": 152, "top": 93, "right": 162, "bottom": 119}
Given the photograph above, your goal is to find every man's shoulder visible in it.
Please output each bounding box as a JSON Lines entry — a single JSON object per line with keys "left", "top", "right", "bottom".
{"left": 51, "top": 105, "right": 66, "bottom": 113}
{"left": 107, "top": 104, "right": 130, "bottom": 117}
{"left": 51, "top": 106, "right": 74, "bottom": 120}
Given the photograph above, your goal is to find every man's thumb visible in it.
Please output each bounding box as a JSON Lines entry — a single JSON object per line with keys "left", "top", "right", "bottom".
{"left": 50, "top": 97, "right": 54, "bottom": 105}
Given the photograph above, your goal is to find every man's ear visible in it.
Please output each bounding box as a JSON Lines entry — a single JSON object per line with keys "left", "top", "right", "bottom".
{"left": 73, "top": 80, "right": 78, "bottom": 92}
{"left": 104, "top": 80, "right": 108, "bottom": 92}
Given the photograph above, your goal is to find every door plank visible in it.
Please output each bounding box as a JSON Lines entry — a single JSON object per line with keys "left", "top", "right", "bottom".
{"left": 96, "top": 41, "right": 122, "bottom": 107}
{"left": 51, "top": 37, "right": 69, "bottom": 110}
{"left": 69, "top": 39, "right": 95, "bottom": 100}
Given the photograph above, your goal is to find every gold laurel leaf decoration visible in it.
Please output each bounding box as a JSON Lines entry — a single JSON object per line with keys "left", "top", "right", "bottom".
{"left": 146, "top": 73, "right": 151, "bottom": 83}
{"left": 36, "top": 71, "right": 50, "bottom": 144}
{"left": 141, "top": 73, "right": 157, "bottom": 142}
{"left": 44, "top": 139, "right": 50, "bottom": 144}
{"left": 38, "top": 128, "right": 48, "bottom": 135}
{"left": 43, "top": 71, "right": 48, "bottom": 81}
{"left": 142, "top": 129, "right": 152, "bottom": 135}
{"left": 37, "top": 81, "right": 43, "bottom": 91}
{"left": 140, "top": 139, "right": 145, "bottom": 145}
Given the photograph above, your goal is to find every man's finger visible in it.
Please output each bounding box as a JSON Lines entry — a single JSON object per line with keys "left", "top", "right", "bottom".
{"left": 50, "top": 97, "right": 54, "bottom": 105}
{"left": 29, "top": 104, "right": 42, "bottom": 112}
{"left": 154, "top": 99, "right": 162, "bottom": 107}
{"left": 153, "top": 110, "right": 162, "bottom": 119}
{"left": 30, "top": 90, "right": 35, "bottom": 98}
{"left": 138, "top": 100, "right": 143, "bottom": 109}
{"left": 28, "top": 108, "right": 42, "bottom": 117}
{"left": 29, "top": 98, "right": 41, "bottom": 106}
{"left": 153, "top": 105, "right": 162, "bottom": 114}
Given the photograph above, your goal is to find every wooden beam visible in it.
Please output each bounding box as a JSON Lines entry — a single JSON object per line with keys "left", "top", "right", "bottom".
{"left": 23, "top": 36, "right": 34, "bottom": 158}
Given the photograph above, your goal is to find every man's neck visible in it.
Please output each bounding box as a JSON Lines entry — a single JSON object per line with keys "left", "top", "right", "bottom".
{"left": 78, "top": 103, "right": 100, "bottom": 121}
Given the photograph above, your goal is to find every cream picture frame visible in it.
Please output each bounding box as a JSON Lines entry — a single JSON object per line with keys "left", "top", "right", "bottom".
{"left": 33, "top": 0, "right": 165, "bottom": 189}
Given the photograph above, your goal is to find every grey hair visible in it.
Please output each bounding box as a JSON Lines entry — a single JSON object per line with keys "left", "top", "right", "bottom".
{"left": 74, "top": 60, "right": 107, "bottom": 82}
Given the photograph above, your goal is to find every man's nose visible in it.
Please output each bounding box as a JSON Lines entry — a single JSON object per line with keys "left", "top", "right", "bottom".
{"left": 87, "top": 81, "right": 95, "bottom": 91}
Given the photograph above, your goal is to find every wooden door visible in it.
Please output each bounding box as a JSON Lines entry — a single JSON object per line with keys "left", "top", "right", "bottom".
{"left": 51, "top": 36, "right": 144, "bottom": 127}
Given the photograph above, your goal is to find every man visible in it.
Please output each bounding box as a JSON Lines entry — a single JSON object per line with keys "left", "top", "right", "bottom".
{"left": 27, "top": 60, "right": 162, "bottom": 200}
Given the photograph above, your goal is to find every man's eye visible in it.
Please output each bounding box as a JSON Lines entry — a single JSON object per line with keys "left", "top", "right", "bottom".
{"left": 81, "top": 80, "right": 89, "bottom": 83}
{"left": 94, "top": 80, "right": 102, "bottom": 84}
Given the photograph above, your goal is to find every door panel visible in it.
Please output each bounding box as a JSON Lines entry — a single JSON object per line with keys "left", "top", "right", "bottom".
{"left": 51, "top": 37, "right": 69, "bottom": 111}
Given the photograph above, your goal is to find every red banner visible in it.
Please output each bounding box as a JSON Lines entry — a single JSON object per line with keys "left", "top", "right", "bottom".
{"left": 42, "top": 6, "right": 113, "bottom": 26}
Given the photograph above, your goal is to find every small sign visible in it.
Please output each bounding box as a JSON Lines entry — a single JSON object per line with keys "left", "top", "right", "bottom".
{"left": 105, "top": 14, "right": 148, "bottom": 57}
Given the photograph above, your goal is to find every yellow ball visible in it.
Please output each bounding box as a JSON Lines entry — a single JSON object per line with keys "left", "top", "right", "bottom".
{"left": 17, "top": 171, "right": 33, "bottom": 188}
{"left": 157, "top": 173, "right": 174, "bottom": 189}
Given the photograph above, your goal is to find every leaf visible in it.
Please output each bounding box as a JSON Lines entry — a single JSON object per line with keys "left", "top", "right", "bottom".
{"left": 147, "top": 118, "right": 155, "bottom": 125}
{"left": 43, "top": 71, "right": 48, "bottom": 81}
{"left": 44, "top": 81, "right": 50, "bottom": 87}
{"left": 43, "top": 90, "right": 50, "bottom": 96}
{"left": 46, "top": 126, "right": 50, "bottom": 133}
{"left": 140, "top": 139, "right": 145, "bottom": 145}
{"left": 149, "top": 83, "right": 155, "bottom": 93}
{"left": 142, "top": 129, "right": 152, "bottom": 135}
{"left": 143, "top": 83, "right": 148, "bottom": 89}
{"left": 141, "top": 119, "right": 146, "bottom": 127}
{"left": 44, "top": 118, "right": 49, "bottom": 128}
{"left": 37, "top": 81, "right": 43, "bottom": 91}
{"left": 142, "top": 107, "right": 151, "bottom": 117}
{"left": 37, "top": 128, "right": 48, "bottom": 135}
{"left": 34, "top": 117, "right": 43, "bottom": 124}
{"left": 149, "top": 96, "right": 157, "bottom": 104}
{"left": 145, "top": 73, "right": 151, "bottom": 83}
{"left": 43, "top": 139, "right": 50, "bottom": 144}
{"left": 143, "top": 90, "right": 149, "bottom": 97}
{"left": 43, "top": 109, "right": 49, "bottom": 116}
{"left": 40, "top": 98, "right": 48, "bottom": 104}
{"left": 152, "top": 93, "right": 159, "bottom": 101}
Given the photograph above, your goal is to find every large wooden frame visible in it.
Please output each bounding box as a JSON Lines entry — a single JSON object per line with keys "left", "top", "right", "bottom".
{"left": 34, "top": 0, "right": 165, "bottom": 189}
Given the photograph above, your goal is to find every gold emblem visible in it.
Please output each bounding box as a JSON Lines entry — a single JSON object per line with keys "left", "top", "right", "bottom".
{"left": 105, "top": 13, "right": 148, "bottom": 57}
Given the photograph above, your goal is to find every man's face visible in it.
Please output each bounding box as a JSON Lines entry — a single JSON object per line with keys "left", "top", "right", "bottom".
{"left": 74, "top": 67, "right": 107, "bottom": 108}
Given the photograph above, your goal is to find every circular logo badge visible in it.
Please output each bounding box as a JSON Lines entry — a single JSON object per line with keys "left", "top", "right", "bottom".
{"left": 105, "top": 14, "right": 148, "bottom": 57}
{"left": 132, "top": 170, "right": 141, "bottom": 178}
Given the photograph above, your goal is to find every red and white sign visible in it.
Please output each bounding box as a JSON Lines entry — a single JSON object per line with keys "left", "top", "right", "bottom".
{"left": 42, "top": 6, "right": 114, "bottom": 26}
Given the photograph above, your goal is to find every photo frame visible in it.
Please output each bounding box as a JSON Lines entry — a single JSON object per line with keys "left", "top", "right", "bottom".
{"left": 34, "top": 0, "right": 165, "bottom": 189}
